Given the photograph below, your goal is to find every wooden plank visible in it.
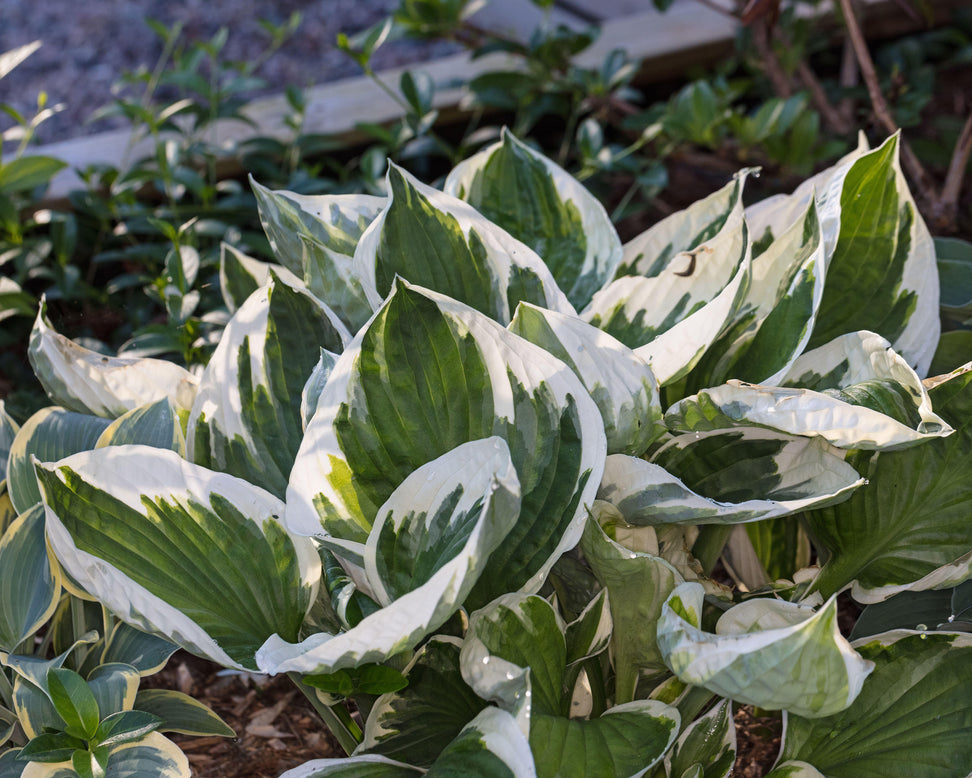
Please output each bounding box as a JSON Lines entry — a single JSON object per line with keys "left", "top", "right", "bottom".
{"left": 469, "top": 0, "right": 589, "bottom": 37}
{"left": 29, "top": 0, "right": 964, "bottom": 199}
{"left": 556, "top": 0, "right": 650, "bottom": 22}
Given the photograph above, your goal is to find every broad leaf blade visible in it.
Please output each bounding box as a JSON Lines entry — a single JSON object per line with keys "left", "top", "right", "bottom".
{"left": 28, "top": 300, "right": 198, "bottom": 419}
{"left": 509, "top": 302, "right": 664, "bottom": 456}
{"left": 7, "top": 407, "right": 112, "bottom": 514}
{"left": 188, "top": 275, "right": 349, "bottom": 499}
{"left": 95, "top": 398, "right": 186, "bottom": 455}
{"left": 599, "top": 430, "right": 862, "bottom": 526}
{"left": 354, "top": 163, "right": 574, "bottom": 325}
{"left": 806, "top": 363, "right": 972, "bottom": 601}
{"left": 427, "top": 706, "right": 536, "bottom": 778}
{"left": 133, "top": 689, "right": 234, "bottom": 737}
{"left": 258, "top": 438, "right": 521, "bottom": 675}
{"left": 806, "top": 134, "right": 939, "bottom": 376}
{"left": 664, "top": 697, "right": 736, "bottom": 778}
{"left": 444, "top": 128, "right": 623, "bottom": 310}
{"left": 778, "top": 631, "right": 972, "bottom": 777}
{"left": 358, "top": 638, "right": 488, "bottom": 767}
{"left": 657, "top": 583, "right": 873, "bottom": 718}
{"left": 0, "top": 504, "right": 60, "bottom": 653}
{"left": 36, "top": 445, "right": 320, "bottom": 670}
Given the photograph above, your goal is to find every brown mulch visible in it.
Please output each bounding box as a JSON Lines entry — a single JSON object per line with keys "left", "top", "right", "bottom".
{"left": 152, "top": 650, "right": 788, "bottom": 777}
{"left": 144, "top": 651, "right": 342, "bottom": 778}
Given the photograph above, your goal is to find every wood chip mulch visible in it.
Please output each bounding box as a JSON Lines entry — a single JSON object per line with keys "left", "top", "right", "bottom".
{"left": 144, "top": 651, "right": 342, "bottom": 778}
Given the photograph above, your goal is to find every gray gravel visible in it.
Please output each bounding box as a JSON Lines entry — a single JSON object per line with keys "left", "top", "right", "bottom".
{"left": 0, "top": 0, "right": 458, "bottom": 145}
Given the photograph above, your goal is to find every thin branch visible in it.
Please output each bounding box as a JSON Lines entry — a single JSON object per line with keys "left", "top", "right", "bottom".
{"left": 938, "top": 112, "right": 972, "bottom": 228}
{"left": 752, "top": 18, "right": 795, "bottom": 98}
{"left": 838, "top": 35, "right": 858, "bottom": 127}
{"left": 838, "top": 0, "right": 937, "bottom": 203}
{"left": 794, "top": 58, "right": 853, "bottom": 135}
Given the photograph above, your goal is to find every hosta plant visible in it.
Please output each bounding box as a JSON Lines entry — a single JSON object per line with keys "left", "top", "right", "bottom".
{"left": 8, "top": 128, "right": 972, "bottom": 777}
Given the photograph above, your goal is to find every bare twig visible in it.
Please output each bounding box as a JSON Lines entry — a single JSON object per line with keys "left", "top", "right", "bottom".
{"left": 838, "top": 0, "right": 938, "bottom": 204}
{"left": 838, "top": 35, "right": 858, "bottom": 126}
{"left": 752, "top": 19, "right": 795, "bottom": 98}
{"left": 793, "top": 58, "right": 853, "bottom": 135}
{"left": 938, "top": 113, "right": 972, "bottom": 227}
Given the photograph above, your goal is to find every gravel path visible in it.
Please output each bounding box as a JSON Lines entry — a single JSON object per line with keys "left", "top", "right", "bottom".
{"left": 0, "top": 0, "right": 457, "bottom": 146}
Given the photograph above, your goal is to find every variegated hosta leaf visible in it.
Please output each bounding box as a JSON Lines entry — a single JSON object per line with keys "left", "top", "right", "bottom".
{"left": 7, "top": 407, "right": 112, "bottom": 514}
{"left": 618, "top": 170, "right": 749, "bottom": 279}
{"left": 95, "top": 398, "right": 186, "bottom": 456}
{"left": 778, "top": 631, "right": 972, "bottom": 777}
{"left": 805, "top": 363, "right": 972, "bottom": 602}
{"left": 584, "top": 213, "right": 749, "bottom": 348}
{"left": 85, "top": 662, "right": 140, "bottom": 718}
{"left": 529, "top": 700, "right": 679, "bottom": 778}
{"left": 657, "top": 582, "right": 873, "bottom": 718}
{"left": 96, "top": 731, "right": 190, "bottom": 778}
{"left": 509, "top": 302, "right": 664, "bottom": 456}
{"left": 685, "top": 198, "right": 826, "bottom": 390}
{"left": 250, "top": 176, "right": 384, "bottom": 275}
{"left": 580, "top": 506, "right": 683, "bottom": 703}
{"left": 599, "top": 429, "right": 862, "bottom": 526}
{"left": 745, "top": 134, "right": 871, "bottom": 257}
{"left": 804, "top": 134, "right": 939, "bottom": 376}
{"left": 564, "top": 588, "right": 612, "bottom": 667}
{"left": 301, "top": 349, "right": 339, "bottom": 431}
{"left": 219, "top": 241, "right": 304, "bottom": 314}
{"left": 669, "top": 332, "right": 952, "bottom": 450}
{"left": 6, "top": 633, "right": 100, "bottom": 738}
{"left": 460, "top": 593, "right": 567, "bottom": 727}
{"left": 257, "top": 438, "right": 520, "bottom": 675}
{"left": 188, "top": 275, "right": 349, "bottom": 499}
{"left": 97, "top": 621, "right": 179, "bottom": 676}
{"left": 301, "top": 233, "right": 376, "bottom": 335}
{"left": 460, "top": 593, "right": 681, "bottom": 778}
{"left": 763, "top": 762, "right": 827, "bottom": 778}
{"left": 425, "top": 706, "right": 537, "bottom": 778}
{"left": 35, "top": 445, "right": 320, "bottom": 671}
{"left": 353, "top": 163, "right": 574, "bottom": 325}
{"left": 133, "top": 689, "right": 235, "bottom": 737}
{"left": 288, "top": 280, "right": 605, "bottom": 607}
{"left": 358, "top": 637, "right": 488, "bottom": 767}
{"left": 365, "top": 437, "right": 520, "bottom": 606}
{"left": 444, "top": 128, "right": 623, "bottom": 310}
{"left": 663, "top": 697, "right": 736, "bottom": 778}
{"left": 0, "top": 504, "right": 60, "bottom": 653}
{"left": 0, "top": 399, "right": 19, "bottom": 482}
{"left": 16, "top": 733, "right": 191, "bottom": 778}
{"left": 277, "top": 755, "right": 423, "bottom": 777}
{"left": 28, "top": 300, "right": 198, "bottom": 419}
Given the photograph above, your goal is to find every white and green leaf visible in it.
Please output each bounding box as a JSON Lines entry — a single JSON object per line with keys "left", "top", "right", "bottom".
{"left": 28, "top": 299, "right": 198, "bottom": 419}
{"left": 219, "top": 241, "right": 304, "bottom": 314}
{"left": 35, "top": 445, "right": 320, "bottom": 671}
{"left": 188, "top": 275, "right": 349, "bottom": 499}
{"left": 287, "top": 280, "right": 605, "bottom": 607}
{"left": 777, "top": 630, "right": 972, "bottom": 777}
{"left": 663, "top": 697, "right": 735, "bottom": 778}
{"left": 357, "top": 637, "right": 488, "bottom": 767}
{"left": 353, "top": 164, "right": 574, "bottom": 325}
{"left": 0, "top": 400, "right": 19, "bottom": 483}
{"left": 509, "top": 302, "right": 664, "bottom": 456}
{"left": 277, "top": 755, "right": 423, "bottom": 777}
{"left": 669, "top": 332, "right": 951, "bottom": 450}
{"left": 95, "top": 398, "right": 186, "bottom": 455}
{"left": 7, "top": 407, "right": 112, "bottom": 514}
{"left": 0, "top": 504, "right": 60, "bottom": 653}
{"left": 133, "top": 689, "right": 234, "bottom": 737}
{"left": 804, "top": 134, "right": 939, "bottom": 376}
{"left": 580, "top": 507, "right": 683, "bottom": 703}
{"left": 657, "top": 582, "right": 873, "bottom": 718}
{"left": 618, "top": 171, "right": 748, "bottom": 279}
{"left": 251, "top": 176, "right": 384, "bottom": 275}
{"left": 257, "top": 437, "right": 520, "bottom": 675}
{"left": 444, "top": 128, "right": 623, "bottom": 310}
{"left": 805, "top": 363, "right": 972, "bottom": 601}
{"left": 599, "top": 429, "right": 862, "bottom": 526}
